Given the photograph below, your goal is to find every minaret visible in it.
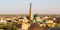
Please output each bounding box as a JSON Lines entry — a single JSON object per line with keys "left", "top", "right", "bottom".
{"left": 29, "top": 3, "right": 33, "bottom": 20}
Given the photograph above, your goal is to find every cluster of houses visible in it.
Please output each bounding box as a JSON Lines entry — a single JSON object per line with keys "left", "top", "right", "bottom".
{"left": 0, "top": 3, "right": 59, "bottom": 30}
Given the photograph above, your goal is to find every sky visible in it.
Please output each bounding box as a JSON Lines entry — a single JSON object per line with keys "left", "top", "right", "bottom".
{"left": 0, "top": 0, "right": 60, "bottom": 14}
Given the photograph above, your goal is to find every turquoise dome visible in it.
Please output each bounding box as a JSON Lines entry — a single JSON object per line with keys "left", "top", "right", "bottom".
{"left": 34, "top": 13, "right": 40, "bottom": 18}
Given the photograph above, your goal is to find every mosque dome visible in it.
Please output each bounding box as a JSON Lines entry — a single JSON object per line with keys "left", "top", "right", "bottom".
{"left": 34, "top": 13, "right": 40, "bottom": 18}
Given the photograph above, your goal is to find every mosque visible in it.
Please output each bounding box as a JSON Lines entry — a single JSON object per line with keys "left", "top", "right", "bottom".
{"left": 0, "top": 2, "right": 56, "bottom": 30}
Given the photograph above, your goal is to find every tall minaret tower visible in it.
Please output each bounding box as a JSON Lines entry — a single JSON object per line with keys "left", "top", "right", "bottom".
{"left": 29, "top": 3, "right": 33, "bottom": 20}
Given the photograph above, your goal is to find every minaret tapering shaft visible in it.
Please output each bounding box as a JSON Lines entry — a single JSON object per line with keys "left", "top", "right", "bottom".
{"left": 29, "top": 3, "right": 33, "bottom": 20}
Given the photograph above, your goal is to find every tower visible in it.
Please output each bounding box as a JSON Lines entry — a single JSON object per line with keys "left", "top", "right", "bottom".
{"left": 29, "top": 3, "right": 33, "bottom": 20}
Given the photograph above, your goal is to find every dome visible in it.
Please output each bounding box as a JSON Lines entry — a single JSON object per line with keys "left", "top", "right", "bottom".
{"left": 34, "top": 13, "right": 40, "bottom": 18}
{"left": 28, "top": 23, "right": 43, "bottom": 30}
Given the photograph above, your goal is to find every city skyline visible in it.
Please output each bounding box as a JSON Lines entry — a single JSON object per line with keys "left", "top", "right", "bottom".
{"left": 0, "top": 0, "right": 60, "bottom": 14}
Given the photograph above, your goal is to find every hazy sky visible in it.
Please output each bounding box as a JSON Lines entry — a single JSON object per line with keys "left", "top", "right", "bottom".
{"left": 0, "top": 0, "right": 60, "bottom": 14}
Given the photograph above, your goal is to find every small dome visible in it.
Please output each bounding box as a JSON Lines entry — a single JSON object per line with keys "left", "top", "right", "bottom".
{"left": 34, "top": 13, "right": 40, "bottom": 18}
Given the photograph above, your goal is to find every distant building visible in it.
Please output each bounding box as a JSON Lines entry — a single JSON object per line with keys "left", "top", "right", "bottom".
{"left": 28, "top": 23, "right": 47, "bottom": 30}
{"left": 29, "top": 3, "right": 33, "bottom": 20}
{"left": 34, "top": 13, "right": 41, "bottom": 21}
